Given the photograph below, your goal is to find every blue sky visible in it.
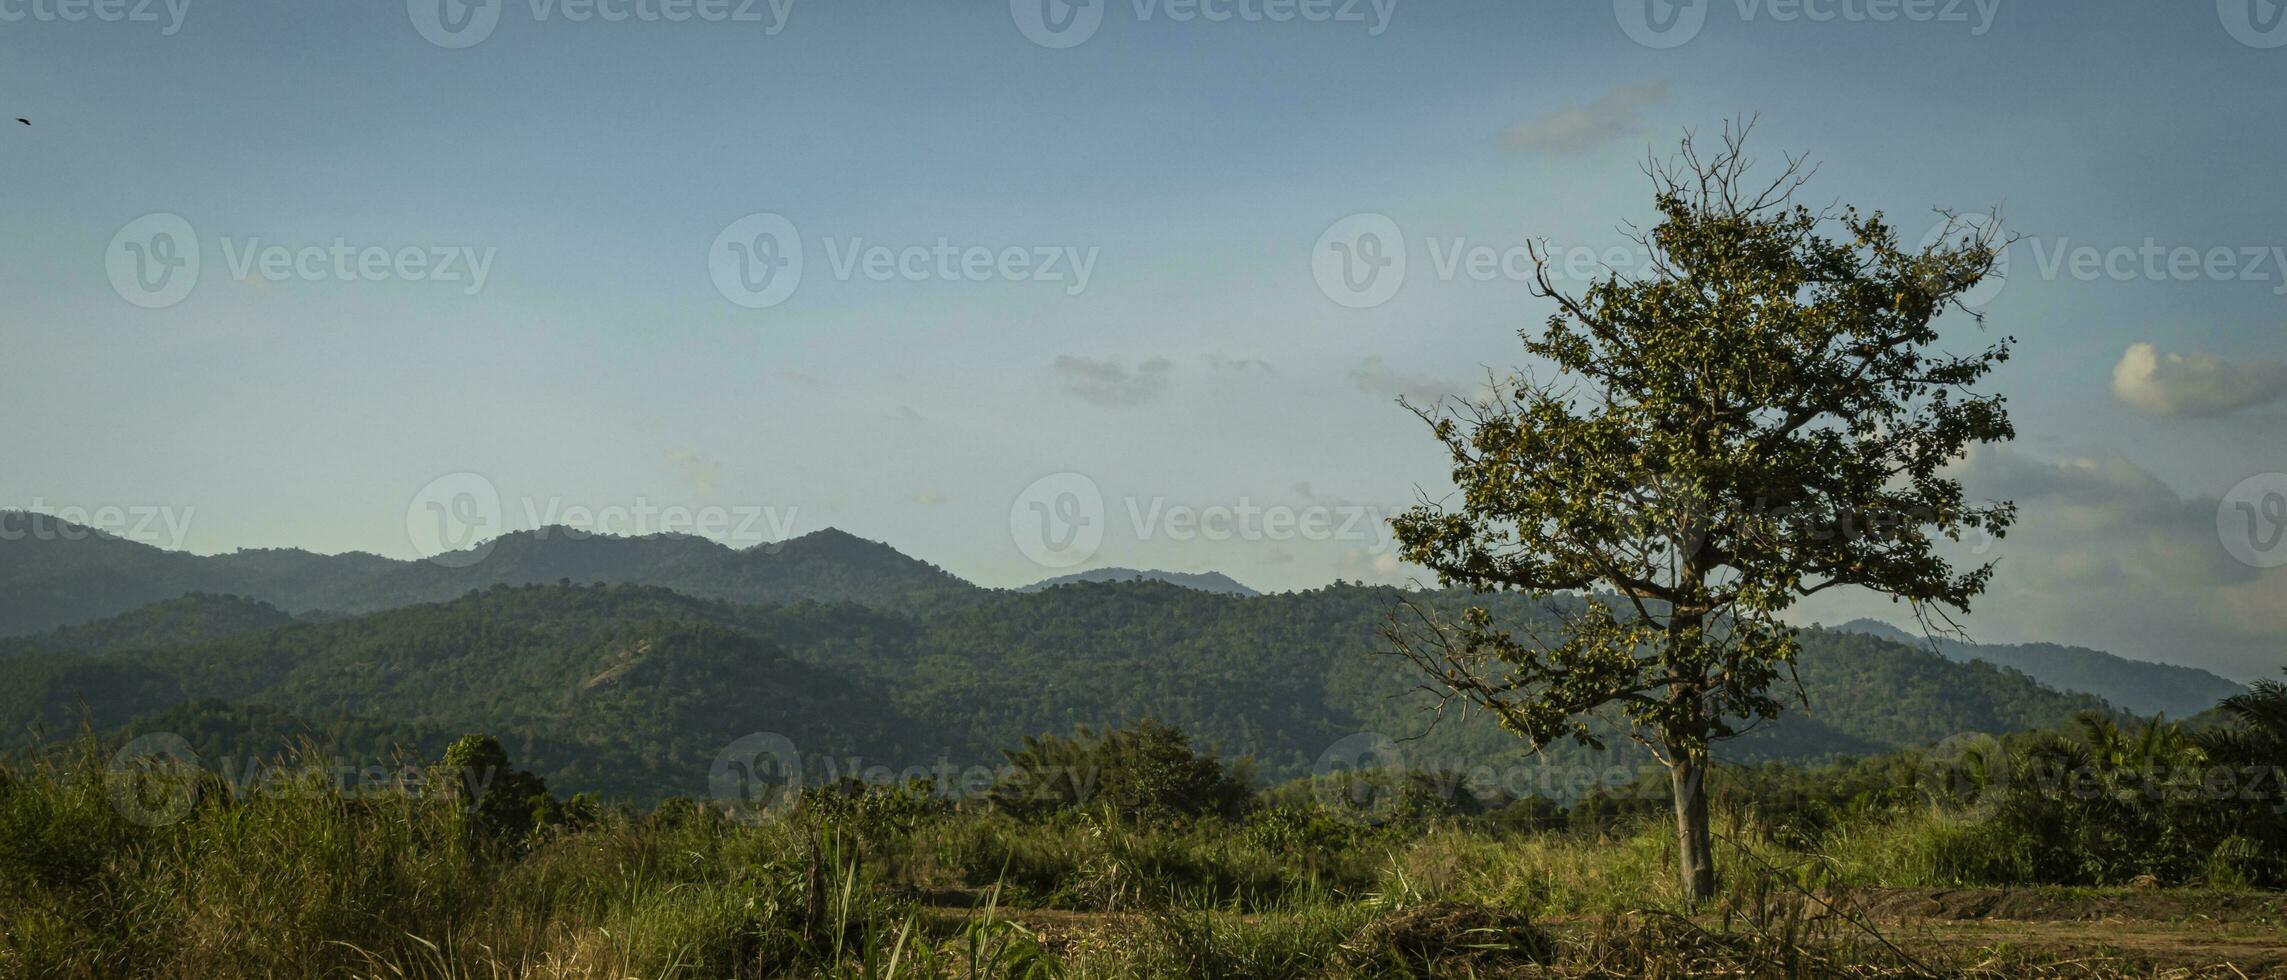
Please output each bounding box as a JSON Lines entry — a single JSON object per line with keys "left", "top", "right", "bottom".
{"left": 4, "top": 0, "right": 2285, "bottom": 677}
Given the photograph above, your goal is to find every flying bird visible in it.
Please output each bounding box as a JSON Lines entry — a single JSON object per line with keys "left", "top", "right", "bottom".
{"left": 14, "top": 119, "right": 26, "bottom": 126}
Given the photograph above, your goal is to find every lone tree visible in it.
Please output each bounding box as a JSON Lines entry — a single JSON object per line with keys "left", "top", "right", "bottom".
{"left": 1387, "top": 123, "right": 2016, "bottom": 902}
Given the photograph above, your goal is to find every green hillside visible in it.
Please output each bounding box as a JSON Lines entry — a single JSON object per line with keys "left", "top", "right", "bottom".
{"left": 0, "top": 592, "right": 295, "bottom": 657}
{"left": 6, "top": 581, "right": 2113, "bottom": 805}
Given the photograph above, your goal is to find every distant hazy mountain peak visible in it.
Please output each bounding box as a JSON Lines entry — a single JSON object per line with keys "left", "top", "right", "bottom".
{"left": 1834, "top": 617, "right": 1917, "bottom": 643}
{"left": 0, "top": 521, "right": 984, "bottom": 636}
{"left": 1828, "top": 618, "right": 2244, "bottom": 718}
{"left": 1020, "top": 568, "right": 1261, "bottom": 596}
{"left": 775, "top": 526, "right": 893, "bottom": 553}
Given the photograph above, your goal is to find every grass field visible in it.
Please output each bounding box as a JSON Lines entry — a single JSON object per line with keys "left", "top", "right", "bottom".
{"left": 4, "top": 732, "right": 2283, "bottom": 979}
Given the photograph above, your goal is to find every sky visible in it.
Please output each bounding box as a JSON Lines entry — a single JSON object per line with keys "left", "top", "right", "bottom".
{"left": 3, "top": 0, "right": 2284, "bottom": 679}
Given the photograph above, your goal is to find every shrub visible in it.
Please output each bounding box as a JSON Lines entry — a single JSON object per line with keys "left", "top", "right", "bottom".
{"left": 436, "top": 733, "right": 551, "bottom": 852}
{"left": 988, "top": 719, "right": 1252, "bottom": 823}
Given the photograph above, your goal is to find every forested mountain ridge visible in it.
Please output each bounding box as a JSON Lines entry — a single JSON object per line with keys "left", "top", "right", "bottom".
{"left": 5, "top": 580, "right": 2116, "bottom": 804}
{"left": 0, "top": 585, "right": 934, "bottom": 799}
{"left": 0, "top": 592, "right": 296, "bottom": 657}
{"left": 0, "top": 513, "right": 982, "bottom": 635}
{"left": 1834, "top": 618, "right": 2246, "bottom": 718}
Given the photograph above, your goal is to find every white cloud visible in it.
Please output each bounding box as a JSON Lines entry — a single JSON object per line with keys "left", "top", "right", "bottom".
{"left": 2110, "top": 342, "right": 2287, "bottom": 417}
{"left": 1496, "top": 83, "right": 1668, "bottom": 155}
{"left": 1348, "top": 357, "right": 1497, "bottom": 407}
{"left": 1875, "top": 446, "right": 2287, "bottom": 680}
{"left": 1051, "top": 355, "right": 1175, "bottom": 407}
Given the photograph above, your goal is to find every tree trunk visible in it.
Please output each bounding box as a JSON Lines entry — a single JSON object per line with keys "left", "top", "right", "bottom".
{"left": 1670, "top": 754, "right": 1716, "bottom": 904}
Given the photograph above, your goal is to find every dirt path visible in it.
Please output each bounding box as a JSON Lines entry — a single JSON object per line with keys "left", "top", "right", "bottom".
{"left": 1834, "top": 886, "right": 2287, "bottom": 975}
{"left": 931, "top": 886, "right": 2287, "bottom": 975}
{"left": 1843, "top": 885, "right": 2287, "bottom": 925}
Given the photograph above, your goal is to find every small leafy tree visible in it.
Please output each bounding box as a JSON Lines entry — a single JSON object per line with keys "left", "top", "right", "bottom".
{"left": 2200, "top": 672, "right": 2287, "bottom": 766}
{"left": 436, "top": 734, "right": 550, "bottom": 852}
{"left": 990, "top": 719, "right": 1253, "bottom": 822}
{"left": 2194, "top": 671, "right": 2287, "bottom": 885}
{"left": 1388, "top": 122, "right": 2015, "bottom": 901}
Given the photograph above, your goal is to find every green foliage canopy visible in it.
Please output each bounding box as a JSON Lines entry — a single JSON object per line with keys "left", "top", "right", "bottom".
{"left": 1392, "top": 126, "right": 2017, "bottom": 765}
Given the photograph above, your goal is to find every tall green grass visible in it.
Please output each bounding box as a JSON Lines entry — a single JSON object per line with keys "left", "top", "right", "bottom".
{"left": 3, "top": 736, "right": 2272, "bottom": 978}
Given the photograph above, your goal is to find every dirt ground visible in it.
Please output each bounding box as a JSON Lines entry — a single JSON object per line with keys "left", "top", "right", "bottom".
{"left": 1838, "top": 886, "right": 2287, "bottom": 976}
{"left": 954, "top": 887, "right": 2287, "bottom": 976}
{"left": 1842, "top": 885, "right": 2287, "bottom": 925}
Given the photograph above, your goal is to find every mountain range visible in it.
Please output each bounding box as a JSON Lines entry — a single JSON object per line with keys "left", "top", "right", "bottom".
{"left": 0, "top": 511, "right": 980, "bottom": 634}
{"left": 1832, "top": 619, "right": 2245, "bottom": 719}
{"left": 0, "top": 515, "right": 2226, "bottom": 804}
